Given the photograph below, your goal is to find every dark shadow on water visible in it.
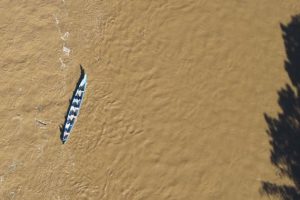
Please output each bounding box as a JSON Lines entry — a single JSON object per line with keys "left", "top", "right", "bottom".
{"left": 261, "top": 15, "right": 300, "bottom": 199}
{"left": 59, "top": 65, "right": 85, "bottom": 144}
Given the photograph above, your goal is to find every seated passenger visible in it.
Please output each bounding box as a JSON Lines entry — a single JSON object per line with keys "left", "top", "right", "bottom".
{"left": 72, "top": 102, "right": 80, "bottom": 107}
{"left": 67, "top": 117, "right": 75, "bottom": 125}
{"left": 74, "top": 95, "right": 82, "bottom": 100}
{"left": 63, "top": 134, "right": 68, "bottom": 141}
{"left": 70, "top": 110, "right": 78, "bottom": 116}
{"left": 78, "top": 85, "right": 85, "bottom": 91}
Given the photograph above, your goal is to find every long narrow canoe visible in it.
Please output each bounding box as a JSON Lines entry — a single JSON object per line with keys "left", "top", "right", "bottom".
{"left": 61, "top": 74, "right": 87, "bottom": 143}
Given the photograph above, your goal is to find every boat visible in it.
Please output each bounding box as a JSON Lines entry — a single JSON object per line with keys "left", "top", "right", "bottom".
{"left": 61, "top": 73, "right": 87, "bottom": 144}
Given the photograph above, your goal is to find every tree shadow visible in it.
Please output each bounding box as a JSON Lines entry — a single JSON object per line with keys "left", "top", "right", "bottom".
{"left": 59, "top": 65, "right": 86, "bottom": 144}
{"left": 261, "top": 15, "right": 300, "bottom": 199}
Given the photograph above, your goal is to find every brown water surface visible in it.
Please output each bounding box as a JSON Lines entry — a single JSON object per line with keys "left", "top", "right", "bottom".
{"left": 1, "top": 0, "right": 300, "bottom": 199}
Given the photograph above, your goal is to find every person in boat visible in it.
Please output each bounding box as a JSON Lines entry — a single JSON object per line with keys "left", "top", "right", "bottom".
{"left": 69, "top": 110, "right": 75, "bottom": 116}
{"left": 72, "top": 101, "right": 80, "bottom": 107}
{"left": 62, "top": 134, "right": 69, "bottom": 142}
{"left": 78, "top": 85, "right": 85, "bottom": 91}
{"left": 71, "top": 106, "right": 77, "bottom": 111}
{"left": 64, "top": 122, "right": 72, "bottom": 133}
{"left": 65, "top": 124, "right": 73, "bottom": 133}
{"left": 73, "top": 98, "right": 79, "bottom": 103}
{"left": 70, "top": 110, "right": 78, "bottom": 116}
{"left": 74, "top": 94, "right": 82, "bottom": 100}
{"left": 68, "top": 123, "right": 73, "bottom": 131}
{"left": 65, "top": 127, "right": 71, "bottom": 133}
{"left": 69, "top": 106, "right": 79, "bottom": 114}
{"left": 77, "top": 90, "right": 84, "bottom": 97}
{"left": 67, "top": 117, "right": 75, "bottom": 125}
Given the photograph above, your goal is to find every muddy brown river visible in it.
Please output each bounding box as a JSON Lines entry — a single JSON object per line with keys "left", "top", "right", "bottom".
{"left": 1, "top": 1, "right": 300, "bottom": 199}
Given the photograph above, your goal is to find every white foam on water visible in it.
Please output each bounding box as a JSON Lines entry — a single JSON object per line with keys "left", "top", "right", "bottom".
{"left": 9, "top": 191, "right": 15, "bottom": 199}
{"left": 53, "top": 1, "right": 72, "bottom": 99}
{"left": 59, "top": 57, "right": 66, "bottom": 68}
{"left": 63, "top": 45, "right": 70, "bottom": 56}
{"left": 61, "top": 32, "right": 69, "bottom": 41}
{"left": 0, "top": 176, "right": 4, "bottom": 183}
{"left": 9, "top": 161, "right": 17, "bottom": 172}
{"left": 53, "top": 15, "right": 60, "bottom": 25}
